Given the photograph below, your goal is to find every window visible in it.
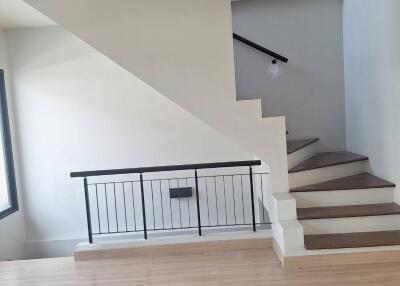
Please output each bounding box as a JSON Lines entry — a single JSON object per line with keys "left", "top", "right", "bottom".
{"left": 0, "top": 69, "right": 18, "bottom": 219}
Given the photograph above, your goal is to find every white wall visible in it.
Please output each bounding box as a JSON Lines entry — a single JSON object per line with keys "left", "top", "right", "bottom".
{"left": 23, "top": 0, "right": 289, "bottom": 199}
{"left": 5, "top": 27, "right": 258, "bottom": 258}
{"left": 343, "top": 1, "right": 400, "bottom": 200}
{"left": 232, "top": 0, "right": 346, "bottom": 151}
{"left": 0, "top": 29, "right": 26, "bottom": 261}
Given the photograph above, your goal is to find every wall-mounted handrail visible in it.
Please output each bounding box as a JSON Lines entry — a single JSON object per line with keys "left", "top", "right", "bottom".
{"left": 70, "top": 160, "right": 261, "bottom": 178}
{"left": 233, "top": 33, "right": 288, "bottom": 63}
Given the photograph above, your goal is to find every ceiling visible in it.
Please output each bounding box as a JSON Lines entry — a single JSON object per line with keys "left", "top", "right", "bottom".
{"left": 0, "top": 0, "right": 56, "bottom": 28}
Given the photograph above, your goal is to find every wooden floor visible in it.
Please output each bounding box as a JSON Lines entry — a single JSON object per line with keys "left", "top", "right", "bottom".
{"left": 3, "top": 247, "right": 400, "bottom": 285}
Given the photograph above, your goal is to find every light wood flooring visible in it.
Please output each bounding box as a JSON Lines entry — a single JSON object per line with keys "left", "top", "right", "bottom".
{"left": 2, "top": 245, "right": 400, "bottom": 285}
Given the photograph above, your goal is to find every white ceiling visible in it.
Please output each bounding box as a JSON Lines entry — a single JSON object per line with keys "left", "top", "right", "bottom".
{"left": 0, "top": 0, "right": 56, "bottom": 28}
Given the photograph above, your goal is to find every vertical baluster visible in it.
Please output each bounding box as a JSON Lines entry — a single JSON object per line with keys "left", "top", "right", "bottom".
{"left": 159, "top": 180, "right": 165, "bottom": 230}
{"left": 260, "top": 173, "right": 265, "bottom": 224}
{"left": 214, "top": 176, "right": 219, "bottom": 226}
{"left": 83, "top": 178, "right": 93, "bottom": 243}
{"left": 150, "top": 180, "right": 156, "bottom": 230}
{"left": 194, "top": 170, "right": 202, "bottom": 236}
{"left": 168, "top": 179, "right": 173, "bottom": 229}
{"left": 95, "top": 184, "right": 101, "bottom": 234}
{"left": 222, "top": 176, "right": 227, "bottom": 225}
{"left": 131, "top": 182, "right": 137, "bottom": 232}
{"left": 240, "top": 175, "right": 245, "bottom": 224}
{"left": 177, "top": 179, "right": 182, "bottom": 228}
{"left": 249, "top": 167, "right": 256, "bottom": 232}
{"left": 105, "top": 184, "right": 110, "bottom": 233}
{"left": 122, "top": 182, "right": 128, "bottom": 232}
{"left": 205, "top": 177, "right": 210, "bottom": 226}
{"left": 232, "top": 176, "right": 237, "bottom": 225}
{"left": 140, "top": 174, "right": 147, "bottom": 239}
{"left": 186, "top": 178, "right": 191, "bottom": 227}
{"left": 113, "top": 183, "right": 118, "bottom": 233}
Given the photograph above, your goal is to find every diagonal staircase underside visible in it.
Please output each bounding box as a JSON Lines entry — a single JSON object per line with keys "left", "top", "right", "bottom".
{"left": 23, "top": 0, "right": 289, "bottom": 195}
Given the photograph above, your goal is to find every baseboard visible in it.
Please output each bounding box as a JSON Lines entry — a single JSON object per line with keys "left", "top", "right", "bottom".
{"left": 75, "top": 232, "right": 273, "bottom": 261}
{"left": 272, "top": 240, "right": 400, "bottom": 270}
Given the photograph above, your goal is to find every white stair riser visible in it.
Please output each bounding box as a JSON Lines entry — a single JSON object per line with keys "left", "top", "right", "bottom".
{"left": 288, "top": 143, "right": 317, "bottom": 169}
{"left": 289, "top": 161, "right": 366, "bottom": 189}
{"left": 300, "top": 214, "right": 400, "bottom": 235}
{"left": 292, "top": 188, "right": 395, "bottom": 208}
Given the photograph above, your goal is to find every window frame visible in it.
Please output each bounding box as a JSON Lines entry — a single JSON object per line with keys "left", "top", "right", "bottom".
{"left": 0, "top": 69, "right": 18, "bottom": 220}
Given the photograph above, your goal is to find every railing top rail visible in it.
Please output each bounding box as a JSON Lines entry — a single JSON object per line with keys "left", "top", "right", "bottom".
{"left": 70, "top": 160, "right": 262, "bottom": 178}
{"left": 233, "top": 33, "right": 288, "bottom": 63}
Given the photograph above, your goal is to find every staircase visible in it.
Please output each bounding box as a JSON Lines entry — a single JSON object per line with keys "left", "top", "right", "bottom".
{"left": 287, "top": 138, "right": 399, "bottom": 251}
{"left": 21, "top": 0, "right": 399, "bottom": 260}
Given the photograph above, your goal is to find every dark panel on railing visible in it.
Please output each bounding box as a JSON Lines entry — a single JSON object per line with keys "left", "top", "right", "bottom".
{"left": 170, "top": 187, "right": 192, "bottom": 199}
{"left": 233, "top": 33, "right": 288, "bottom": 63}
{"left": 70, "top": 160, "right": 261, "bottom": 178}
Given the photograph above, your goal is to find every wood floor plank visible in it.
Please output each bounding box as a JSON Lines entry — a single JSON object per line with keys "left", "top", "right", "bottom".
{"left": 287, "top": 138, "right": 319, "bottom": 154}
{"left": 297, "top": 203, "right": 400, "bottom": 220}
{"left": 305, "top": 230, "right": 400, "bottom": 250}
{"left": 290, "top": 173, "right": 395, "bottom": 192}
{"left": 289, "top": 151, "right": 368, "bottom": 173}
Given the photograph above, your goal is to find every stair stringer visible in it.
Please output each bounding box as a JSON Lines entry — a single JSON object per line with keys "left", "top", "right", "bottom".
{"left": 23, "top": 0, "right": 290, "bottom": 196}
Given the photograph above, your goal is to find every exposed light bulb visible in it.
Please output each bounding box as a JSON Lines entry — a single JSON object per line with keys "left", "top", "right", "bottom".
{"left": 268, "top": 59, "right": 282, "bottom": 78}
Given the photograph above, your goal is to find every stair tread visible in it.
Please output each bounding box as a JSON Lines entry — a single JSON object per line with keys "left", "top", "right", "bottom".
{"left": 290, "top": 173, "right": 395, "bottom": 192}
{"left": 289, "top": 151, "right": 368, "bottom": 173}
{"left": 287, "top": 138, "right": 319, "bottom": 154}
{"left": 297, "top": 203, "right": 400, "bottom": 220}
{"left": 305, "top": 230, "right": 400, "bottom": 250}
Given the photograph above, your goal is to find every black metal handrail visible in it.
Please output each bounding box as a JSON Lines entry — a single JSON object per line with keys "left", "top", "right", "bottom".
{"left": 233, "top": 33, "right": 288, "bottom": 63}
{"left": 70, "top": 160, "right": 261, "bottom": 178}
{"left": 71, "top": 160, "right": 268, "bottom": 244}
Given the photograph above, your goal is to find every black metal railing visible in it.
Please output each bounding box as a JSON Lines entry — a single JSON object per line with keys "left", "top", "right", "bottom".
{"left": 71, "top": 160, "right": 271, "bottom": 243}
{"left": 233, "top": 33, "right": 288, "bottom": 63}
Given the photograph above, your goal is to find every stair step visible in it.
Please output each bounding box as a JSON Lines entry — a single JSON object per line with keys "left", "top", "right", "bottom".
{"left": 290, "top": 173, "right": 395, "bottom": 192}
{"left": 289, "top": 151, "right": 368, "bottom": 173}
{"left": 287, "top": 138, "right": 319, "bottom": 154}
{"left": 304, "top": 230, "right": 400, "bottom": 250}
{"left": 298, "top": 203, "right": 400, "bottom": 220}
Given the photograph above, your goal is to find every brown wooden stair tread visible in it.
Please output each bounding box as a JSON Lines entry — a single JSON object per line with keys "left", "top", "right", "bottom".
{"left": 287, "top": 138, "right": 319, "bottom": 154}
{"left": 305, "top": 230, "right": 400, "bottom": 250}
{"left": 297, "top": 203, "right": 400, "bottom": 220}
{"left": 290, "top": 173, "right": 395, "bottom": 192}
{"left": 289, "top": 151, "right": 368, "bottom": 173}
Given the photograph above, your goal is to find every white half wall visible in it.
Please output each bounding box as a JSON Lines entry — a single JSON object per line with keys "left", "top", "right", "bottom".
{"left": 232, "top": 0, "right": 346, "bottom": 151}
{"left": 343, "top": 1, "right": 400, "bottom": 202}
{"left": 0, "top": 29, "right": 26, "bottom": 261}
{"left": 5, "top": 27, "right": 257, "bottom": 258}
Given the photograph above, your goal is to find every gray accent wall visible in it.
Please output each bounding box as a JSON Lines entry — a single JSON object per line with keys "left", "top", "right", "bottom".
{"left": 343, "top": 0, "right": 400, "bottom": 203}
{"left": 232, "top": 0, "right": 346, "bottom": 151}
